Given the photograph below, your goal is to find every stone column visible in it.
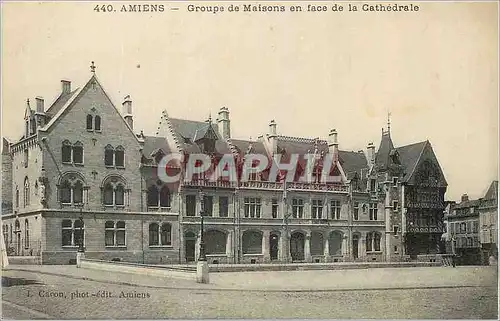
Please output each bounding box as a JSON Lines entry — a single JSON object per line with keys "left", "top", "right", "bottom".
{"left": 226, "top": 230, "right": 233, "bottom": 258}
{"left": 262, "top": 230, "right": 270, "bottom": 262}
{"left": 304, "top": 231, "right": 312, "bottom": 262}
{"left": 342, "top": 235, "right": 348, "bottom": 258}
{"left": 323, "top": 233, "right": 330, "bottom": 262}
{"left": 195, "top": 232, "right": 200, "bottom": 261}
{"left": 360, "top": 233, "right": 366, "bottom": 261}
{"left": 213, "top": 196, "right": 220, "bottom": 218}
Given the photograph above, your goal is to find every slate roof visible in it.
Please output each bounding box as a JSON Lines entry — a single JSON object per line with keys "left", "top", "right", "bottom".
{"left": 338, "top": 150, "right": 368, "bottom": 179}
{"left": 168, "top": 118, "right": 231, "bottom": 154}
{"left": 45, "top": 89, "right": 80, "bottom": 120}
{"left": 483, "top": 180, "right": 498, "bottom": 200}
{"left": 142, "top": 136, "right": 171, "bottom": 158}
{"left": 395, "top": 141, "right": 427, "bottom": 181}
{"left": 374, "top": 132, "right": 395, "bottom": 169}
{"left": 230, "top": 139, "right": 267, "bottom": 156}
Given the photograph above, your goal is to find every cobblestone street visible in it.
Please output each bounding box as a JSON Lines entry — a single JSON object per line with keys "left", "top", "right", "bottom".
{"left": 1, "top": 266, "right": 498, "bottom": 319}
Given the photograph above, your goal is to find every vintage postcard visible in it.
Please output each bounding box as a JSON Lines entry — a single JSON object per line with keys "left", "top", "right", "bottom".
{"left": 1, "top": 0, "right": 498, "bottom": 319}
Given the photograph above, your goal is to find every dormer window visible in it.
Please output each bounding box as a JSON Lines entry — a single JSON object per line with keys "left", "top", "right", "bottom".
{"left": 153, "top": 149, "right": 165, "bottom": 164}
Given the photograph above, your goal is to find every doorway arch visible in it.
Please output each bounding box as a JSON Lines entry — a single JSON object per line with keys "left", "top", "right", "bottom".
{"left": 290, "top": 231, "right": 305, "bottom": 261}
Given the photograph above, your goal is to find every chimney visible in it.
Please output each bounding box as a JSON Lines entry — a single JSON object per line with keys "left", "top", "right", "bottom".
{"left": 61, "top": 80, "right": 71, "bottom": 94}
{"left": 461, "top": 194, "right": 469, "bottom": 202}
{"left": 268, "top": 120, "right": 277, "bottom": 154}
{"left": 122, "top": 95, "right": 133, "bottom": 130}
{"left": 217, "top": 107, "right": 231, "bottom": 139}
{"left": 35, "top": 97, "right": 44, "bottom": 113}
{"left": 367, "top": 142, "right": 376, "bottom": 165}
{"left": 328, "top": 129, "right": 338, "bottom": 155}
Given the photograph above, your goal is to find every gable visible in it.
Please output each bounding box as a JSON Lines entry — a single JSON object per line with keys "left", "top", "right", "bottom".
{"left": 41, "top": 75, "right": 141, "bottom": 145}
{"left": 405, "top": 142, "right": 447, "bottom": 187}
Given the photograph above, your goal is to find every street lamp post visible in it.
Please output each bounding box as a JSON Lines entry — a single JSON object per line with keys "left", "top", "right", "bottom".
{"left": 77, "top": 206, "right": 85, "bottom": 253}
{"left": 196, "top": 189, "right": 209, "bottom": 283}
{"left": 198, "top": 189, "right": 207, "bottom": 261}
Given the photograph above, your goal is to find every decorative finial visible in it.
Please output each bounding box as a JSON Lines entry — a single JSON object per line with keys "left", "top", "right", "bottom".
{"left": 90, "top": 61, "right": 96, "bottom": 73}
{"left": 207, "top": 112, "right": 212, "bottom": 123}
{"left": 387, "top": 111, "right": 391, "bottom": 134}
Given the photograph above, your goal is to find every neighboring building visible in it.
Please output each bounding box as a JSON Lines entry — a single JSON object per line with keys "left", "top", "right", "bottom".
{"left": 1, "top": 64, "right": 449, "bottom": 264}
{"left": 447, "top": 194, "right": 481, "bottom": 265}
{"left": 479, "top": 181, "right": 498, "bottom": 263}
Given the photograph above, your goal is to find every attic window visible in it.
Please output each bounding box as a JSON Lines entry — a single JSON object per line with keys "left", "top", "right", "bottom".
{"left": 154, "top": 150, "right": 165, "bottom": 164}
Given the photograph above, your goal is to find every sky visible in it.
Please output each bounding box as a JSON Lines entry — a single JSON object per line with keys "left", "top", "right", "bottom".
{"left": 1, "top": 1, "right": 498, "bottom": 201}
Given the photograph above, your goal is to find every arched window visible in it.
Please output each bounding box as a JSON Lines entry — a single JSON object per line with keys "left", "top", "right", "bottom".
{"left": 62, "top": 140, "right": 72, "bottom": 163}
{"left": 149, "top": 223, "right": 159, "bottom": 246}
{"left": 86, "top": 115, "right": 93, "bottom": 130}
{"left": 115, "top": 185, "right": 125, "bottom": 206}
{"left": 60, "top": 181, "right": 71, "bottom": 204}
{"left": 73, "top": 181, "right": 83, "bottom": 204}
{"left": 104, "top": 145, "right": 114, "bottom": 166}
{"left": 24, "top": 219, "right": 29, "bottom": 248}
{"left": 94, "top": 115, "right": 101, "bottom": 131}
{"left": 161, "top": 223, "right": 172, "bottom": 246}
{"left": 73, "top": 141, "right": 84, "bottom": 165}
{"left": 105, "top": 221, "right": 126, "bottom": 246}
{"left": 24, "top": 177, "right": 30, "bottom": 207}
{"left": 30, "top": 119, "right": 36, "bottom": 136}
{"left": 15, "top": 219, "right": 20, "bottom": 231}
{"left": 103, "top": 183, "right": 114, "bottom": 205}
{"left": 115, "top": 146, "right": 125, "bottom": 168}
{"left": 102, "top": 176, "right": 128, "bottom": 207}
{"left": 374, "top": 232, "right": 381, "bottom": 251}
{"left": 366, "top": 232, "right": 373, "bottom": 252}
{"left": 329, "top": 231, "right": 343, "bottom": 256}
{"left": 15, "top": 188, "right": 19, "bottom": 208}
{"left": 242, "top": 230, "right": 262, "bottom": 254}
{"left": 159, "top": 186, "right": 171, "bottom": 208}
{"left": 147, "top": 186, "right": 159, "bottom": 207}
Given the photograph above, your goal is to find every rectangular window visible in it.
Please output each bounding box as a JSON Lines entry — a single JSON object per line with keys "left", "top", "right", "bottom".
{"left": 369, "top": 203, "right": 378, "bottom": 220}
{"left": 244, "top": 197, "right": 261, "bottom": 218}
{"left": 115, "top": 150, "right": 125, "bottom": 167}
{"left": 311, "top": 200, "right": 323, "bottom": 219}
{"left": 330, "top": 200, "right": 341, "bottom": 220}
{"left": 219, "top": 196, "right": 229, "bottom": 217}
{"left": 353, "top": 202, "right": 359, "bottom": 221}
{"left": 393, "top": 225, "right": 399, "bottom": 235}
{"left": 370, "top": 179, "right": 376, "bottom": 192}
{"left": 473, "top": 221, "right": 479, "bottom": 233}
{"left": 271, "top": 198, "right": 279, "bottom": 218}
{"left": 203, "top": 195, "right": 213, "bottom": 216}
{"left": 392, "top": 177, "right": 398, "bottom": 187}
{"left": 186, "top": 195, "right": 196, "bottom": 216}
{"left": 104, "top": 149, "right": 114, "bottom": 166}
{"left": 466, "top": 221, "right": 472, "bottom": 233}
{"left": 392, "top": 200, "right": 399, "bottom": 211}
{"left": 292, "top": 198, "right": 304, "bottom": 219}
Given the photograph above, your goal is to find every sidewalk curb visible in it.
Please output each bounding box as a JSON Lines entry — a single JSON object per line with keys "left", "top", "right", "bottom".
{"left": 5, "top": 268, "right": 495, "bottom": 293}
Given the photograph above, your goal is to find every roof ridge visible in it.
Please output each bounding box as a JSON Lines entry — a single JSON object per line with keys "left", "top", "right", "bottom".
{"left": 277, "top": 135, "right": 327, "bottom": 144}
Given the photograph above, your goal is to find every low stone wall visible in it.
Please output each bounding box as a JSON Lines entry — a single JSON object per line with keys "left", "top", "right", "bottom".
{"left": 7, "top": 256, "right": 42, "bottom": 265}
{"left": 208, "top": 261, "right": 441, "bottom": 272}
{"left": 80, "top": 258, "right": 197, "bottom": 281}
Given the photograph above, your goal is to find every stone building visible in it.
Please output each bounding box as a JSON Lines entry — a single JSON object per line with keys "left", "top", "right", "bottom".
{"left": 1, "top": 65, "right": 449, "bottom": 264}
{"left": 479, "top": 181, "right": 498, "bottom": 262}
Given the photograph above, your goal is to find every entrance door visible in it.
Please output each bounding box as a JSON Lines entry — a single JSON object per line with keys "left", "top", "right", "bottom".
{"left": 184, "top": 232, "right": 196, "bottom": 263}
{"left": 270, "top": 233, "right": 279, "bottom": 261}
{"left": 290, "top": 232, "right": 305, "bottom": 261}
{"left": 352, "top": 235, "right": 359, "bottom": 260}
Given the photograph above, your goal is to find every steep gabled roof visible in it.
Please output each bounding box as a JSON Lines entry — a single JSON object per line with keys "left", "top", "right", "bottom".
{"left": 339, "top": 150, "right": 368, "bottom": 179}
{"left": 374, "top": 132, "right": 395, "bottom": 169}
{"left": 396, "top": 141, "right": 427, "bottom": 181}
{"left": 40, "top": 74, "right": 143, "bottom": 145}
{"left": 230, "top": 139, "right": 267, "bottom": 156}
{"left": 45, "top": 88, "right": 80, "bottom": 120}
{"left": 483, "top": 180, "right": 498, "bottom": 200}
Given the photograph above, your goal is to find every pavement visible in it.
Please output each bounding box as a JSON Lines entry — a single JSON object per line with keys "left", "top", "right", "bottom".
{"left": 4, "top": 264, "right": 498, "bottom": 292}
